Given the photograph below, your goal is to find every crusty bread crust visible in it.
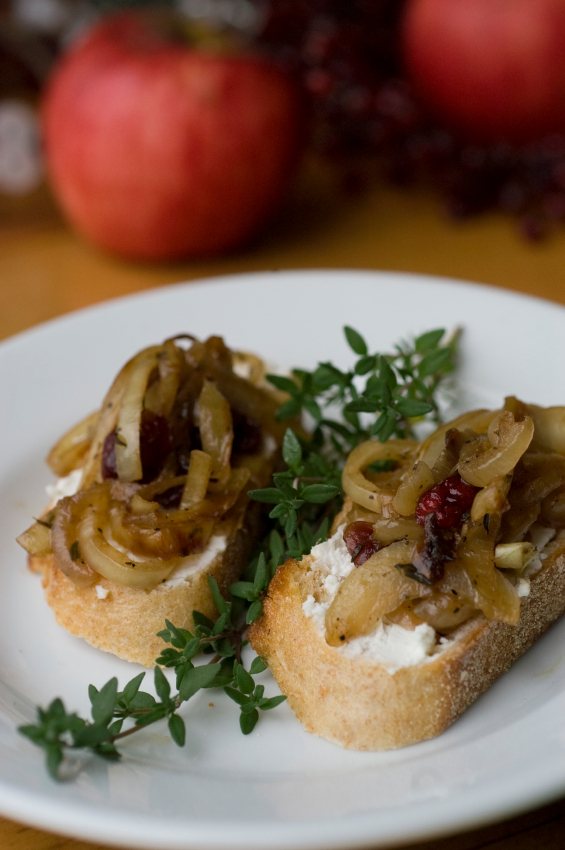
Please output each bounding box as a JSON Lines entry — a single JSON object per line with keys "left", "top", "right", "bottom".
{"left": 31, "top": 503, "right": 262, "bottom": 667}
{"left": 249, "top": 530, "right": 565, "bottom": 750}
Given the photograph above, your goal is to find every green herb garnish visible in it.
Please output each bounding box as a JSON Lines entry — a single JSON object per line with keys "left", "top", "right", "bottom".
{"left": 250, "top": 325, "right": 457, "bottom": 561}
{"left": 19, "top": 569, "right": 282, "bottom": 779}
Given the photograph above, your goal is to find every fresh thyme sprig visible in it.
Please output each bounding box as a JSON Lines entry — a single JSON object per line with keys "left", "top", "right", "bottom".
{"left": 249, "top": 326, "right": 457, "bottom": 559}
{"left": 268, "top": 326, "right": 457, "bottom": 448}
{"left": 248, "top": 428, "right": 340, "bottom": 541}
{"left": 19, "top": 570, "right": 282, "bottom": 779}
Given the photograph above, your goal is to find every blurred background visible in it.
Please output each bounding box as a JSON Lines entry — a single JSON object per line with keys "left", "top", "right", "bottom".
{"left": 6, "top": 0, "right": 565, "bottom": 242}
{"left": 4, "top": 0, "right": 565, "bottom": 345}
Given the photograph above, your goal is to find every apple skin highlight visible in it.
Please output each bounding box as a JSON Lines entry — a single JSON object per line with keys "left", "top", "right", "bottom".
{"left": 42, "top": 11, "right": 306, "bottom": 260}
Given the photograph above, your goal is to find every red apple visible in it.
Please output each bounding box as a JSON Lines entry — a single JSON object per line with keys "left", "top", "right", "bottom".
{"left": 401, "top": 0, "right": 565, "bottom": 144}
{"left": 41, "top": 10, "right": 306, "bottom": 260}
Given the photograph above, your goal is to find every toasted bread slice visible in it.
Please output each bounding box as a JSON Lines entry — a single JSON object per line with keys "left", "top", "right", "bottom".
{"left": 21, "top": 335, "right": 284, "bottom": 666}
{"left": 250, "top": 402, "right": 565, "bottom": 749}
{"left": 30, "top": 501, "right": 262, "bottom": 667}
{"left": 249, "top": 528, "right": 565, "bottom": 749}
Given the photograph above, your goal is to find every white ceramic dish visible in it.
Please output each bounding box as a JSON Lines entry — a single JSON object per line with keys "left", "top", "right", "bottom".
{"left": 1, "top": 270, "right": 565, "bottom": 850}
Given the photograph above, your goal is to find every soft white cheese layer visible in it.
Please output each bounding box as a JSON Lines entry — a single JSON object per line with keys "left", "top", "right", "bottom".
{"left": 302, "top": 526, "right": 445, "bottom": 673}
{"left": 46, "top": 468, "right": 83, "bottom": 503}
{"left": 162, "top": 535, "right": 228, "bottom": 588}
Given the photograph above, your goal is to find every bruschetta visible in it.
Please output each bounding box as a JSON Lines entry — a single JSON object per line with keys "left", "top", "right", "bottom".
{"left": 249, "top": 399, "right": 565, "bottom": 749}
{"left": 18, "top": 334, "right": 284, "bottom": 666}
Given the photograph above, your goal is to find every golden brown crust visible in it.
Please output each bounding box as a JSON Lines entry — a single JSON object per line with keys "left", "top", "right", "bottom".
{"left": 31, "top": 502, "right": 262, "bottom": 667}
{"left": 249, "top": 531, "right": 565, "bottom": 750}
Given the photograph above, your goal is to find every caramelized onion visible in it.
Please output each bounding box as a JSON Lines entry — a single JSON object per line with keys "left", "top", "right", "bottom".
{"left": 50, "top": 492, "right": 100, "bottom": 587}
{"left": 195, "top": 354, "right": 292, "bottom": 443}
{"left": 392, "top": 460, "right": 435, "bottom": 516}
{"left": 130, "top": 494, "right": 160, "bottom": 515}
{"left": 324, "top": 540, "right": 426, "bottom": 645}
{"left": 46, "top": 411, "right": 98, "bottom": 477}
{"left": 16, "top": 518, "right": 53, "bottom": 557}
{"left": 107, "top": 503, "right": 212, "bottom": 560}
{"left": 439, "top": 520, "right": 520, "bottom": 624}
{"left": 470, "top": 473, "right": 512, "bottom": 522}
{"left": 412, "top": 594, "right": 478, "bottom": 633}
{"left": 139, "top": 473, "right": 245, "bottom": 522}
{"left": 80, "top": 346, "right": 162, "bottom": 488}
{"left": 198, "top": 379, "right": 233, "bottom": 485}
{"left": 384, "top": 599, "right": 426, "bottom": 630}
{"left": 431, "top": 428, "right": 468, "bottom": 480}
{"left": 458, "top": 412, "right": 534, "bottom": 488}
{"left": 232, "top": 350, "right": 267, "bottom": 385}
{"left": 144, "top": 340, "right": 184, "bottom": 418}
{"left": 137, "top": 475, "right": 187, "bottom": 502}
{"left": 180, "top": 450, "right": 213, "bottom": 509}
{"left": 540, "top": 484, "right": 565, "bottom": 527}
{"left": 342, "top": 439, "right": 418, "bottom": 513}
{"left": 503, "top": 396, "right": 531, "bottom": 420}
{"left": 371, "top": 514, "right": 422, "bottom": 544}
{"left": 115, "top": 347, "right": 165, "bottom": 482}
{"left": 500, "top": 503, "right": 541, "bottom": 542}
{"left": 418, "top": 409, "right": 496, "bottom": 468}
{"left": 27, "top": 334, "right": 285, "bottom": 595}
{"left": 528, "top": 405, "right": 565, "bottom": 454}
{"left": 78, "top": 511, "right": 179, "bottom": 589}
{"left": 511, "top": 452, "right": 565, "bottom": 506}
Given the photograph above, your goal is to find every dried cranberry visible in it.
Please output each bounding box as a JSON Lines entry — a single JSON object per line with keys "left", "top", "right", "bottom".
{"left": 102, "top": 411, "right": 170, "bottom": 483}
{"left": 354, "top": 539, "right": 383, "bottom": 566}
{"left": 153, "top": 484, "right": 183, "bottom": 509}
{"left": 415, "top": 474, "right": 478, "bottom": 528}
{"left": 343, "top": 520, "right": 373, "bottom": 555}
{"left": 343, "top": 520, "right": 383, "bottom": 564}
{"left": 101, "top": 429, "right": 118, "bottom": 479}
{"left": 232, "top": 410, "right": 262, "bottom": 455}
{"left": 140, "top": 410, "right": 170, "bottom": 483}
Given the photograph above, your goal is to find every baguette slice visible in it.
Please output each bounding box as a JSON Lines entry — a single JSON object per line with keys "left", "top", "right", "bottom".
{"left": 21, "top": 334, "right": 285, "bottom": 667}
{"left": 30, "top": 500, "right": 262, "bottom": 667}
{"left": 249, "top": 528, "right": 565, "bottom": 751}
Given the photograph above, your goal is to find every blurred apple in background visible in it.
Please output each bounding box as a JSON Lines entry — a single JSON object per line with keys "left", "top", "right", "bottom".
{"left": 41, "top": 8, "right": 306, "bottom": 260}
{"left": 401, "top": 0, "right": 565, "bottom": 144}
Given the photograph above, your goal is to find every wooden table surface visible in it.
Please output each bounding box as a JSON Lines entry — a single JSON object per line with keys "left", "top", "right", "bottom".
{"left": 1, "top": 159, "right": 565, "bottom": 849}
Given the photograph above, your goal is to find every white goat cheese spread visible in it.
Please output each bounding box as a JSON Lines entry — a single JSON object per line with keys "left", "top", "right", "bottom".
{"left": 46, "top": 468, "right": 83, "bottom": 503}
{"left": 107, "top": 532, "right": 228, "bottom": 590}
{"left": 162, "top": 534, "right": 228, "bottom": 588}
{"left": 302, "top": 526, "right": 447, "bottom": 673}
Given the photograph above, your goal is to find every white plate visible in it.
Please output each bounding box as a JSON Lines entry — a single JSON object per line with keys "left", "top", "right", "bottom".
{"left": 1, "top": 270, "right": 565, "bottom": 850}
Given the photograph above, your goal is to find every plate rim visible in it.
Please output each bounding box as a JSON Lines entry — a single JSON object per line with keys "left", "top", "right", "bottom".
{"left": 3, "top": 266, "right": 565, "bottom": 353}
